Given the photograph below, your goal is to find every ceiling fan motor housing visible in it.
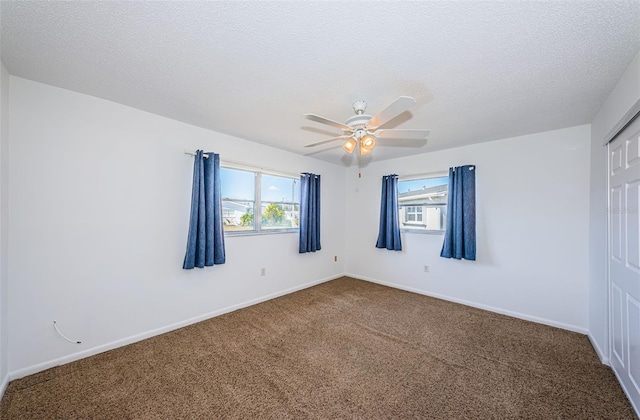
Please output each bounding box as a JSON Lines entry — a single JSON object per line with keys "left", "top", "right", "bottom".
{"left": 345, "top": 114, "right": 373, "bottom": 130}
{"left": 347, "top": 101, "right": 374, "bottom": 131}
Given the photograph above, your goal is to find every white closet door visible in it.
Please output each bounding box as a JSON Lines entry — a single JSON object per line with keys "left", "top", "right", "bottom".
{"left": 609, "top": 115, "right": 640, "bottom": 413}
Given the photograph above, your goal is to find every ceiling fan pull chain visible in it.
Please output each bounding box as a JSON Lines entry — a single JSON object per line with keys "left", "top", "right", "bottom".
{"left": 358, "top": 142, "right": 362, "bottom": 178}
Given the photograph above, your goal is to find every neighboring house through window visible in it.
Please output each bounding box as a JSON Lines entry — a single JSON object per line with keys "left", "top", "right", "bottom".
{"left": 221, "top": 165, "right": 300, "bottom": 235}
{"left": 398, "top": 175, "right": 449, "bottom": 232}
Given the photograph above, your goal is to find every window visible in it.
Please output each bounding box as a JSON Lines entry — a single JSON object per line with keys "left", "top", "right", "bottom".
{"left": 405, "top": 206, "right": 423, "bottom": 222}
{"left": 221, "top": 166, "right": 299, "bottom": 235}
{"left": 398, "top": 175, "right": 449, "bottom": 232}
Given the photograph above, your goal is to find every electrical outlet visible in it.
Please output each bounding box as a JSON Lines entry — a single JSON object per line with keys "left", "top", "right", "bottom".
{"left": 423, "top": 265, "right": 429, "bottom": 273}
{"left": 261, "top": 268, "right": 266, "bottom": 276}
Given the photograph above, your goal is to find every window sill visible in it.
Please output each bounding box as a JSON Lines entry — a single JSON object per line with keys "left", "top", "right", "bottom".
{"left": 400, "top": 228, "right": 445, "bottom": 235}
{"left": 402, "top": 222, "right": 426, "bottom": 228}
{"left": 225, "top": 229, "right": 299, "bottom": 237}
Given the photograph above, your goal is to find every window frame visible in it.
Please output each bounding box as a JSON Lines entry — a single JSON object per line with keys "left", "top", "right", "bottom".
{"left": 221, "top": 163, "right": 300, "bottom": 236}
{"left": 398, "top": 172, "right": 449, "bottom": 235}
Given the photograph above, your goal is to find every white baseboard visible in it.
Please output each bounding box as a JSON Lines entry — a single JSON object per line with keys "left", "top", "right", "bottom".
{"left": 347, "top": 273, "right": 588, "bottom": 334}
{"left": 588, "top": 331, "right": 609, "bottom": 365}
{"left": 0, "top": 372, "right": 8, "bottom": 402}
{"left": 9, "top": 274, "right": 341, "bottom": 381}
{"left": 4, "top": 273, "right": 593, "bottom": 382}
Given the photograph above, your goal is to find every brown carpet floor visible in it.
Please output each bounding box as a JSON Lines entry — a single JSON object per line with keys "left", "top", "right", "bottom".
{"left": 1, "top": 277, "right": 636, "bottom": 419}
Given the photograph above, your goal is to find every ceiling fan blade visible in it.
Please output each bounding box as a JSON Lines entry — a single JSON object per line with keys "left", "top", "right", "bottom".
{"left": 303, "top": 114, "right": 353, "bottom": 132}
{"left": 373, "top": 129, "right": 430, "bottom": 139}
{"left": 304, "top": 135, "right": 352, "bottom": 148}
{"left": 367, "top": 96, "right": 417, "bottom": 129}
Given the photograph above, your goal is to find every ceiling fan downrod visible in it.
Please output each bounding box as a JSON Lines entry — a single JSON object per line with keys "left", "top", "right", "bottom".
{"left": 352, "top": 100, "right": 367, "bottom": 115}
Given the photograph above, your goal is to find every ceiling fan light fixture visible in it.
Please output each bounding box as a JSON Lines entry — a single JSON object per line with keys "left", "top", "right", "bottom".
{"left": 360, "top": 144, "right": 372, "bottom": 156}
{"left": 342, "top": 138, "right": 357, "bottom": 153}
{"left": 361, "top": 134, "right": 376, "bottom": 150}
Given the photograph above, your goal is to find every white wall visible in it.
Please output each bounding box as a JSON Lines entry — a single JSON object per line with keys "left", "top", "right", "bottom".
{"left": 0, "top": 62, "right": 9, "bottom": 393}
{"left": 7, "top": 77, "right": 347, "bottom": 376}
{"left": 345, "top": 125, "right": 591, "bottom": 331}
{"left": 589, "top": 51, "right": 640, "bottom": 362}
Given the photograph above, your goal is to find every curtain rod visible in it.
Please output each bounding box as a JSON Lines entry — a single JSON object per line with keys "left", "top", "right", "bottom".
{"left": 184, "top": 151, "right": 300, "bottom": 178}
{"left": 400, "top": 170, "right": 448, "bottom": 180}
{"left": 184, "top": 150, "right": 209, "bottom": 158}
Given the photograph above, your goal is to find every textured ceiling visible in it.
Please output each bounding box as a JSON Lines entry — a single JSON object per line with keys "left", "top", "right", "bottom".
{"left": 1, "top": 1, "right": 639, "bottom": 166}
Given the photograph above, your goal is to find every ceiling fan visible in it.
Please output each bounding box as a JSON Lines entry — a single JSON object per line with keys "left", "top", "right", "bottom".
{"left": 303, "top": 96, "right": 429, "bottom": 156}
